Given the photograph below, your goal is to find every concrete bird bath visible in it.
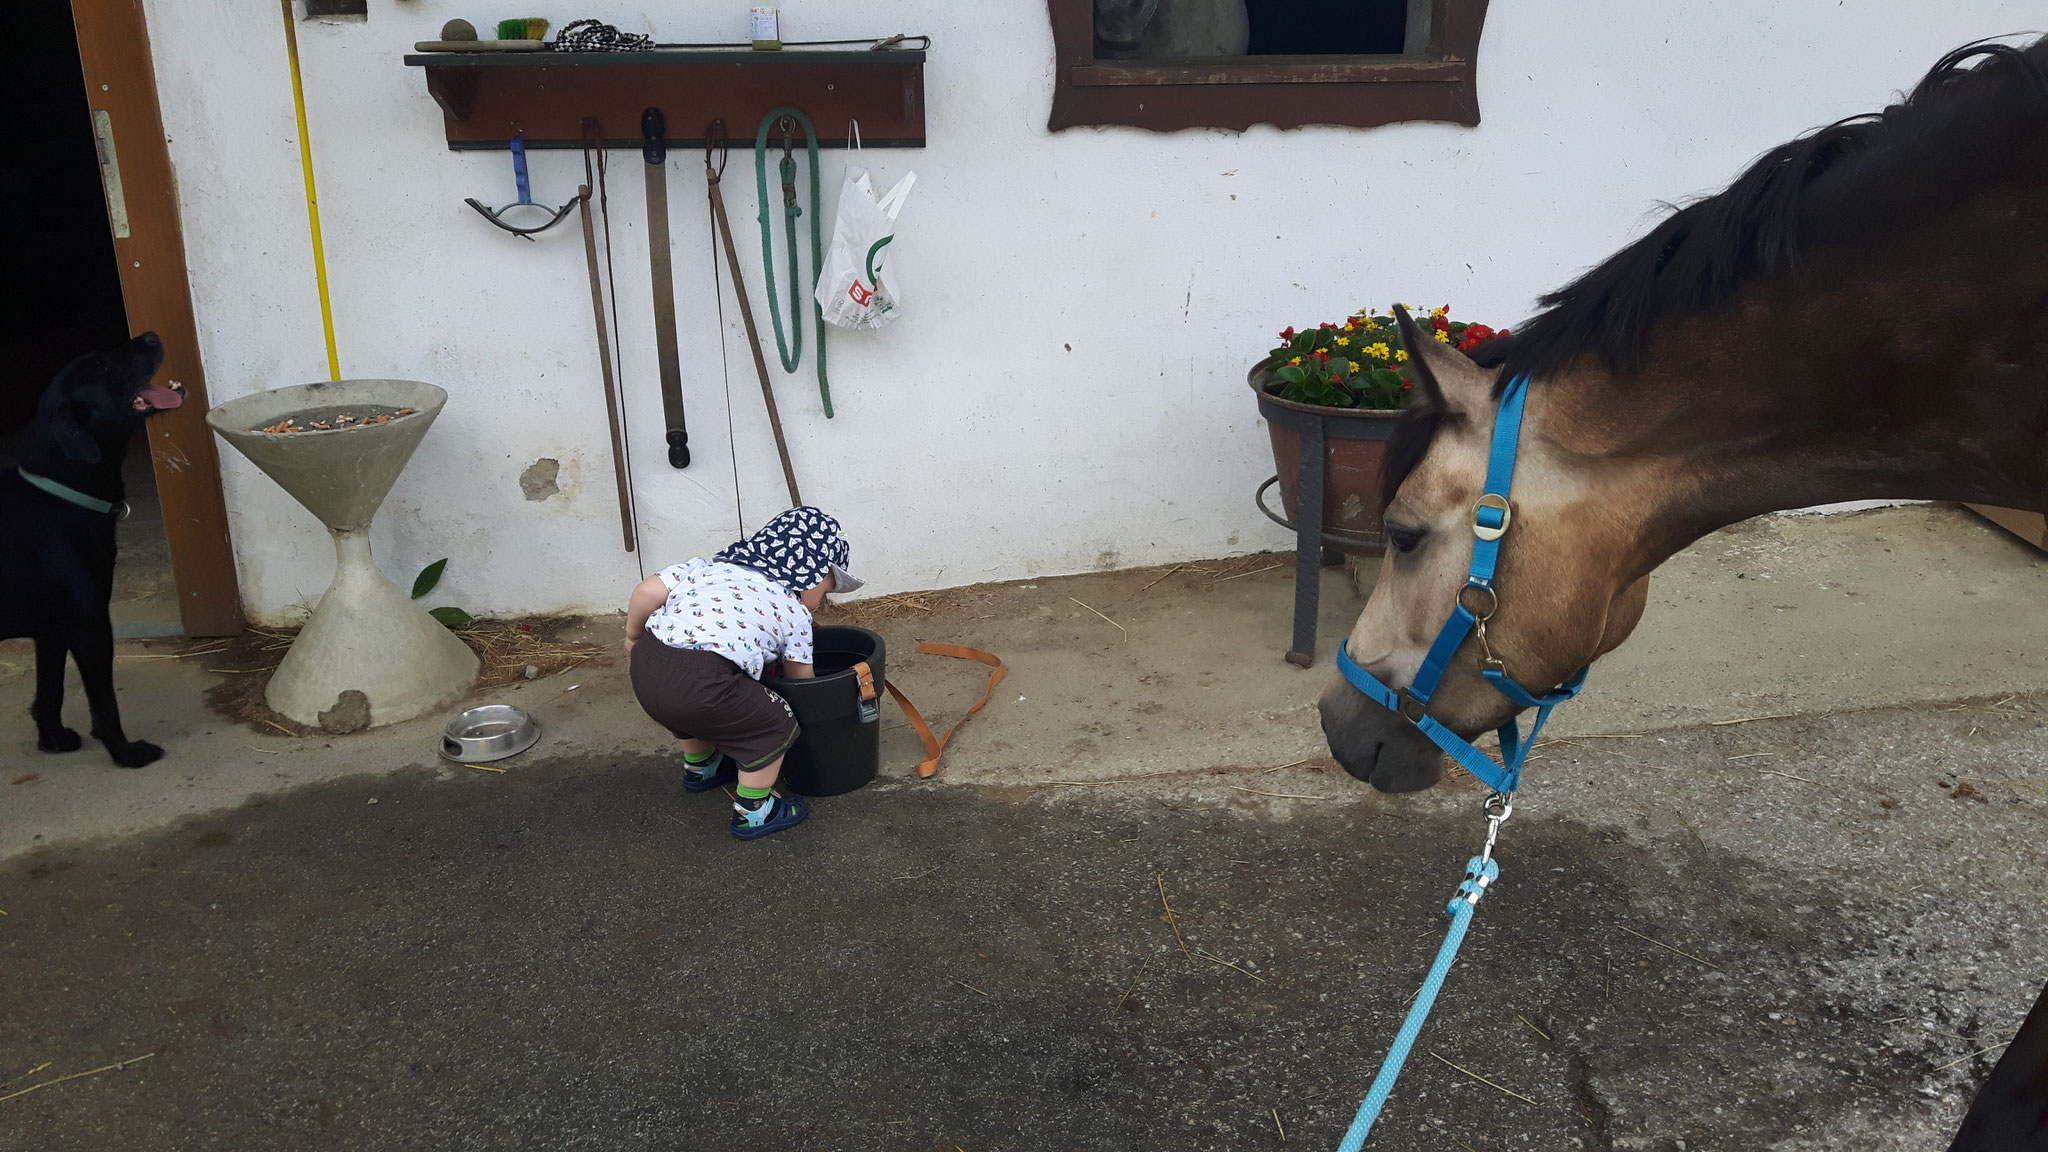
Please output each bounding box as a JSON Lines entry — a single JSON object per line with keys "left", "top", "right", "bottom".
{"left": 207, "top": 380, "right": 478, "bottom": 729}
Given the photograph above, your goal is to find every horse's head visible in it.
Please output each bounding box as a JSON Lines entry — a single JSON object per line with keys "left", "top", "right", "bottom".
{"left": 1093, "top": 0, "right": 1161, "bottom": 50}
{"left": 1318, "top": 309, "right": 1653, "bottom": 792}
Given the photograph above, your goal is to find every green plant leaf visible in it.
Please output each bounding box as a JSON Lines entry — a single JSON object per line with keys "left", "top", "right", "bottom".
{"left": 412, "top": 558, "right": 448, "bottom": 600}
{"left": 429, "top": 606, "right": 474, "bottom": 628}
{"left": 1275, "top": 365, "right": 1307, "bottom": 384}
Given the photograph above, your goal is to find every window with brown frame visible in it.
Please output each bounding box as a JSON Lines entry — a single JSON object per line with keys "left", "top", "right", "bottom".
{"left": 1047, "top": 0, "right": 1488, "bottom": 133}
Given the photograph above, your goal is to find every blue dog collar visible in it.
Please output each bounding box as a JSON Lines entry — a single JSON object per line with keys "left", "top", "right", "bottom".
{"left": 18, "top": 467, "right": 125, "bottom": 518}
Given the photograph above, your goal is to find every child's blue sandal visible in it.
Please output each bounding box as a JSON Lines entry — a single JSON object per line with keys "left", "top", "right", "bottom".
{"left": 681, "top": 754, "right": 739, "bottom": 793}
{"left": 730, "top": 792, "right": 809, "bottom": 840}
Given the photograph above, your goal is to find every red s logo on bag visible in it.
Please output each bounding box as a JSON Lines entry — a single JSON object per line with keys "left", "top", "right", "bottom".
{"left": 846, "top": 280, "right": 875, "bottom": 306}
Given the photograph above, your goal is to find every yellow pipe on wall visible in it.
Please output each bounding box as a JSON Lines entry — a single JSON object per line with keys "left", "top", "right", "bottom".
{"left": 279, "top": 0, "right": 341, "bottom": 381}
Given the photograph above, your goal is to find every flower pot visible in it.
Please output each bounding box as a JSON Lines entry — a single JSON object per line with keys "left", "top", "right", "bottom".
{"left": 1250, "top": 359, "right": 1404, "bottom": 553}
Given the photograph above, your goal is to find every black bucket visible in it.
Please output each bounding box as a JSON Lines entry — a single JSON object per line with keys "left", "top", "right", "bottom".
{"left": 763, "top": 625, "right": 886, "bottom": 797}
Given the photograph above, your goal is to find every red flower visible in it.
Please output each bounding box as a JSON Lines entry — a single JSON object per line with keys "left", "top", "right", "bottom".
{"left": 1278, "top": 326, "right": 1296, "bottom": 341}
{"left": 1431, "top": 314, "right": 1450, "bottom": 332}
{"left": 1320, "top": 322, "right": 1337, "bottom": 330}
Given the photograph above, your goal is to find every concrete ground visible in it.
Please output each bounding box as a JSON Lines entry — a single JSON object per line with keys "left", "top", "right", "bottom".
{"left": 3, "top": 504, "right": 2045, "bottom": 1150}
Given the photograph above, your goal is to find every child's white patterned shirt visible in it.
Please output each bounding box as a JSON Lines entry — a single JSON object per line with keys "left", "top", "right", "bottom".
{"left": 644, "top": 559, "right": 815, "bottom": 678}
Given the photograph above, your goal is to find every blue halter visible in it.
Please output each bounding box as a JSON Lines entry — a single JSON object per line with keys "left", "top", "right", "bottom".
{"left": 1332, "top": 372, "right": 1588, "bottom": 796}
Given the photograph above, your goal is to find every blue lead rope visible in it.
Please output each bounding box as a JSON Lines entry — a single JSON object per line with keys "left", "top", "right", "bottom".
{"left": 1337, "top": 856, "right": 1500, "bottom": 1152}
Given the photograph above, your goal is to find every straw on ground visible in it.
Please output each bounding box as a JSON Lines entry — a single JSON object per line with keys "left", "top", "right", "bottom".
{"left": 1232, "top": 786, "right": 1325, "bottom": 800}
{"left": 1111, "top": 958, "right": 1150, "bottom": 1016}
{"left": 1157, "top": 875, "right": 1194, "bottom": 966}
{"left": 0, "top": 1053, "right": 154, "bottom": 1105}
{"left": 1933, "top": 1041, "right": 2012, "bottom": 1072}
{"left": 1619, "top": 925, "right": 1720, "bottom": 969}
{"left": 1429, "top": 1051, "right": 1543, "bottom": 1107}
{"left": 1192, "top": 947, "right": 1266, "bottom": 984}
{"left": 1068, "top": 597, "right": 1126, "bottom": 632}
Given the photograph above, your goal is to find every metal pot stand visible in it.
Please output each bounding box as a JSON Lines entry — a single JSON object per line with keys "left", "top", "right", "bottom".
{"left": 1253, "top": 385, "right": 1396, "bottom": 667}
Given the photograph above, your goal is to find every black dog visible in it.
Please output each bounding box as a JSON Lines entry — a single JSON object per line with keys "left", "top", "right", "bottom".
{"left": 1, "top": 332, "right": 181, "bottom": 767}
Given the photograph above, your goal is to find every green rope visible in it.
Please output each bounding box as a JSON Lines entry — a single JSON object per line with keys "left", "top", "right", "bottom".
{"left": 754, "top": 107, "right": 830, "bottom": 418}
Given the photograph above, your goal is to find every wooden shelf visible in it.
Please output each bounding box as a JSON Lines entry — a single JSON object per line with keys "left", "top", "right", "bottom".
{"left": 402, "top": 49, "right": 927, "bottom": 150}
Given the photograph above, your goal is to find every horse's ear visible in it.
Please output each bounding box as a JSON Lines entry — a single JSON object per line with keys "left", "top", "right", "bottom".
{"left": 1395, "top": 305, "right": 1495, "bottom": 416}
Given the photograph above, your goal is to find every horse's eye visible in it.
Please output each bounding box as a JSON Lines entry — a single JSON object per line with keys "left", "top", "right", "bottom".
{"left": 1387, "top": 525, "right": 1426, "bottom": 554}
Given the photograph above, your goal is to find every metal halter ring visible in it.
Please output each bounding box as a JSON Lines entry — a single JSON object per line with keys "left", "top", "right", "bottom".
{"left": 1458, "top": 581, "right": 1500, "bottom": 622}
{"left": 1472, "top": 493, "right": 1512, "bottom": 542}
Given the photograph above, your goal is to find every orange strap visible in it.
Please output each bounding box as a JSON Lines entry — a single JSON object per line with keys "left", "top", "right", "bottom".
{"left": 884, "top": 642, "right": 1007, "bottom": 778}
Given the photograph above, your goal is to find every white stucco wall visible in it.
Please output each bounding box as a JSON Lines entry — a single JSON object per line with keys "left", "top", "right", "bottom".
{"left": 141, "top": 1, "right": 2041, "bottom": 621}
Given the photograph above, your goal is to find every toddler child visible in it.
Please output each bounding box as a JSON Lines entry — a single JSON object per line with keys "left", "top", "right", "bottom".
{"left": 623, "top": 507, "right": 863, "bottom": 839}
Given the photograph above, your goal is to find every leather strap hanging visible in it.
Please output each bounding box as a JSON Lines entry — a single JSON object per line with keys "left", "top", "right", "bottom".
{"left": 865, "top": 643, "right": 1007, "bottom": 779}
{"left": 579, "top": 118, "right": 636, "bottom": 551}
{"left": 705, "top": 119, "right": 803, "bottom": 508}
{"left": 641, "top": 107, "right": 690, "bottom": 467}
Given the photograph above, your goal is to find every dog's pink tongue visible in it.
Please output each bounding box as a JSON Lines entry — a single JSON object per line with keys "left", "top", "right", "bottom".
{"left": 137, "top": 385, "right": 184, "bottom": 410}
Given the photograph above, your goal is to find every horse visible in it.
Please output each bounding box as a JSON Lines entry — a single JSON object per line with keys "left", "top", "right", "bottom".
{"left": 1315, "top": 38, "right": 2048, "bottom": 1149}
{"left": 1093, "top": 0, "right": 1249, "bottom": 58}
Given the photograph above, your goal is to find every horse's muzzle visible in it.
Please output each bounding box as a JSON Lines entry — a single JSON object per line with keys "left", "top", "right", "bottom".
{"left": 1319, "top": 679, "right": 1444, "bottom": 793}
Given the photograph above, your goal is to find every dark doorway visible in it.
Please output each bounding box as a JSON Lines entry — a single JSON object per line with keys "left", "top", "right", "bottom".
{"left": 4, "top": 0, "right": 179, "bottom": 636}
{"left": 1247, "top": 0, "right": 1408, "bottom": 55}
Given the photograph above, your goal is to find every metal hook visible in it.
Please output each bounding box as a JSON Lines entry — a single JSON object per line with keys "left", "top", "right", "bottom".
{"left": 705, "top": 119, "right": 729, "bottom": 179}
{"left": 465, "top": 132, "right": 578, "bottom": 241}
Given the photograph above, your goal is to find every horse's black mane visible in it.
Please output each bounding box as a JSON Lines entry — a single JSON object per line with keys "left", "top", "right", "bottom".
{"left": 1470, "top": 36, "right": 2048, "bottom": 392}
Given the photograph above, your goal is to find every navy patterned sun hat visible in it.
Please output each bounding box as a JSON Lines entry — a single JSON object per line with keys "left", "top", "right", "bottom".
{"left": 714, "top": 507, "right": 862, "bottom": 596}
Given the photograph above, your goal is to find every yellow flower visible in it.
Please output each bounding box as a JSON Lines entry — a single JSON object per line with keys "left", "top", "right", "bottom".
{"left": 1365, "top": 342, "right": 1390, "bottom": 359}
{"left": 1288, "top": 356, "right": 1302, "bottom": 366}
{"left": 1432, "top": 304, "right": 1450, "bottom": 319}
{"left": 1433, "top": 328, "right": 1452, "bottom": 343}
{"left": 1335, "top": 336, "right": 1351, "bottom": 347}
{"left": 1395, "top": 349, "right": 1409, "bottom": 362}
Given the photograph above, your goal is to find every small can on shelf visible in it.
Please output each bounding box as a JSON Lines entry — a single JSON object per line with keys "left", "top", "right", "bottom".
{"left": 750, "top": 7, "right": 781, "bottom": 50}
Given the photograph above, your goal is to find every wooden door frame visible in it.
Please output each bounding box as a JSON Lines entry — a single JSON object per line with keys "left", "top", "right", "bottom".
{"left": 70, "top": 0, "right": 244, "bottom": 636}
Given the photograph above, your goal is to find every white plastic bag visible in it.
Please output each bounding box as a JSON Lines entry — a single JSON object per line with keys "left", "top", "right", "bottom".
{"left": 815, "top": 163, "right": 915, "bottom": 330}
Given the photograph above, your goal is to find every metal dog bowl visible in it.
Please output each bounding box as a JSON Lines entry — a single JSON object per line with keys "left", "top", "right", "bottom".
{"left": 439, "top": 704, "right": 540, "bottom": 763}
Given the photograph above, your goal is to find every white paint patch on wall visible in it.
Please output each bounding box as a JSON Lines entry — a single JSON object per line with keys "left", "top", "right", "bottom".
{"left": 140, "top": 1, "right": 2042, "bottom": 621}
